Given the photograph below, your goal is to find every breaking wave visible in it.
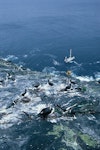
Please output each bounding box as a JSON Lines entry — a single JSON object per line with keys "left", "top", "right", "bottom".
{"left": 3, "top": 55, "right": 18, "bottom": 61}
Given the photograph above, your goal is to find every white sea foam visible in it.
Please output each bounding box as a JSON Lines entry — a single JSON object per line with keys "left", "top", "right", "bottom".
{"left": 95, "top": 72, "right": 100, "bottom": 80}
{"left": 44, "top": 53, "right": 56, "bottom": 59}
{"left": 72, "top": 73, "right": 94, "bottom": 82}
{"left": 4, "top": 55, "right": 18, "bottom": 61}
{"left": 23, "top": 54, "right": 28, "bottom": 58}
{"left": 73, "top": 61, "right": 82, "bottom": 66}
{"left": 93, "top": 61, "right": 100, "bottom": 64}
{"left": 0, "top": 59, "right": 99, "bottom": 130}
{"left": 53, "top": 59, "right": 61, "bottom": 66}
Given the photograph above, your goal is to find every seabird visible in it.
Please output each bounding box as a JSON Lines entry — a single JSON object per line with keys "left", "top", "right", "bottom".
{"left": 38, "top": 107, "right": 53, "bottom": 119}
{"left": 21, "top": 89, "right": 27, "bottom": 96}
{"left": 97, "top": 80, "right": 100, "bottom": 84}
{"left": 48, "top": 79, "right": 54, "bottom": 86}
{"left": 64, "top": 83, "right": 71, "bottom": 90}
{"left": 6, "top": 99, "right": 19, "bottom": 109}
{"left": 6, "top": 72, "right": 15, "bottom": 81}
{"left": 21, "top": 96, "right": 31, "bottom": 103}
{"left": 70, "top": 80, "right": 76, "bottom": 85}
{"left": 33, "top": 82, "right": 40, "bottom": 88}
{"left": 0, "top": 79, "right": 4, "bottom": 86}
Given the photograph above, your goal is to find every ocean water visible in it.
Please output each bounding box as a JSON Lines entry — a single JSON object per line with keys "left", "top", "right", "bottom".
{"left": 0, "top": 0, "right": 100, "bottom": 150}
{"left": 0, "top": 0, "right": 100, "bottom": 74}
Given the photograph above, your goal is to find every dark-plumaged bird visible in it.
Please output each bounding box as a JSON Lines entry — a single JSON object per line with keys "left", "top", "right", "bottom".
{"left": 6, "top": 72, "right": 15, "bottom": 81}
{"left": 64, "top": 83, "right": 71, "bottom": 91}
{"left": 60, "top": 83, "right": 71, "bottom": 92}
{"left": 48, "top": 79, "right": 54, "bottom": 86}
{"left": 21, "top": 89, "right": 27, "bottom": 96}
{"left": 38, "top": 107, "right": 53, "bottom": 119}
{"left": 70, "top": 80, "right": 76, "bottom": 84}
{"left": 33, "top": 82, "right": 40, "bottom": 88}
{"left": 6, "top": 99, "right": 19, "bottom": 109}
{"left": 21, "top": 97, "right": 31, "bottom": 103}
{"left": 0, "top": 80, "right": 4, "bottom": 86}
{"left": 75, "top": 87, "right": 82, "bottom": 91}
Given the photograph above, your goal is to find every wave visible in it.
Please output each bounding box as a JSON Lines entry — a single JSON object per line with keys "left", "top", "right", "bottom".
{"left": 76, "top": 75, "right": 94, "bottom": 82}
{"left": 44, "top": 53, "right": 57, "bottom": 59}
{"left": 3, "top": 55, "right": 18, "bottom": 61}
{"left": 72, "top": 71, "right": 100, "bottom": 82}
{"left": 23, "top": 54, "right": 28, "bottom": 58}
{"left": 0, "top": 58, "right": 100, "bottom": 150}
{"left": 94, "top": 72, "right": 100, "bottom": 81}
{"left": 93, "top": 61, "right": 100, "bottom": 65}
{"left": 53, "top": 59, "right": 61, "bottom": 66}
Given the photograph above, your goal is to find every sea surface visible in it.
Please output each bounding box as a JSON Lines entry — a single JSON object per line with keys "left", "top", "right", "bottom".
{"left": 0, "top": 0, "right": 100, "bottom": 150}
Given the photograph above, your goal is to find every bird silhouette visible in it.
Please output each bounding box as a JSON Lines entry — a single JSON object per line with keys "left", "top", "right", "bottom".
{"left": 48, "top": 79, "right": 54, "bottom": 86}
{"left": 38, "top": 107, "right": 53, "bottom": 119}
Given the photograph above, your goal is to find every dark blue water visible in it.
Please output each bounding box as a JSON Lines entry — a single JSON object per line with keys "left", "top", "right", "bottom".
{"left": 0, "top": 1, "right": 100, "bottom": 150}
{"left": 0, "top": 0, "right": 100, "bottom": 75}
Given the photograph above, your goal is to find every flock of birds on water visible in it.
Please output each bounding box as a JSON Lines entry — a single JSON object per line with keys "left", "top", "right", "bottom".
{"left": 0, "top": 57, "right": 100, "bottom": 149}
{"left": 0, "top": 59, "right": 100, "bottom": 127}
